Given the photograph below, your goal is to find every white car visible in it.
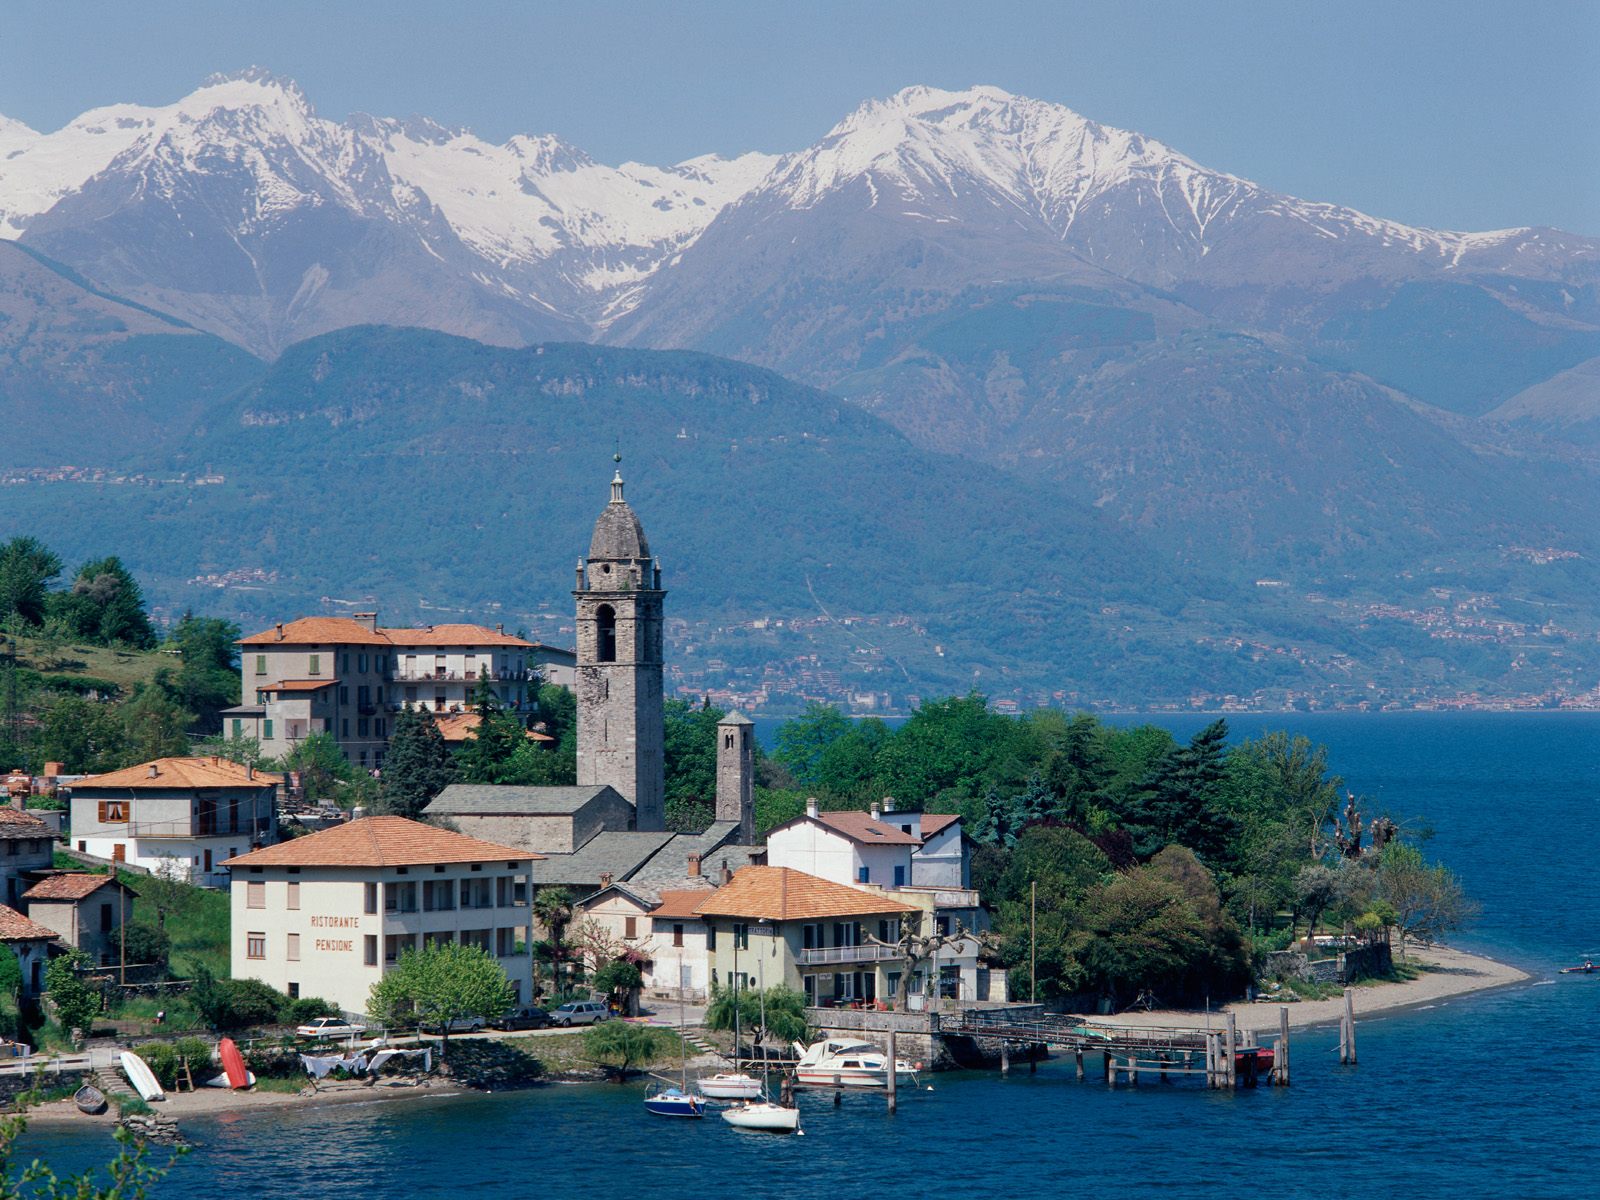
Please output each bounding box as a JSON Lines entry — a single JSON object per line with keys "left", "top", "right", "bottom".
{"left": 550, "top": 1001, "right": 610, "bottom": 1027}
{"left": 296, "top": 1016, "right": 367, "bottom": 1039}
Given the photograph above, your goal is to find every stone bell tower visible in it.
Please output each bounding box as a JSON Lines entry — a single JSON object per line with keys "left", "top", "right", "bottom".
{"left": 574, "top": 463, "right": 666, "bottom": 832}
{"left": 715, "top": 711, "right": 755, "bottom": 845}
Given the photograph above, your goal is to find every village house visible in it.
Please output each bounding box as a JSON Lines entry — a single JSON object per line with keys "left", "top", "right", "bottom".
{"left": 571, "top": 852, "right": 726, "bottom": 1000}
{"left": 22, "top": 874, "right": 132, "bottom": 966}
{"left": 764, "top": 799, "right": 1000, "bottom": 1004}
{"left": 0, "top": 906, "right": 60, "bottom": 997}
{"left": 225, "top": 816, "right": 540, "bottom": 1017}
{"left": 696, "top": 866, "right": 914, "bottom": 1007}
{"left": 0, "top": 808, "right": 58, "bottom": 907}
{"left": 67, "top": 757, "right": 280, "bottom": 887}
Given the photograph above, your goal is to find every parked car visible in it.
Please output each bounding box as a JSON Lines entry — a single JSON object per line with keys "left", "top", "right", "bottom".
{"left": 296, "top": 1016, "right": 367, "bottom": 1039}
{"left": 490, "top": 1006, "right": 553, "bottom": 1031}
{"left": 421, "top": 1015, "right": 486, "bottom": 1034}
{"left": 549, "top": 1001, "right": 610, "bottom": 1027}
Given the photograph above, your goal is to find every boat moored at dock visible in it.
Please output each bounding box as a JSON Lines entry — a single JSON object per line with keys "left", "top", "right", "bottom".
{"left": 792, "top": 1038, "right": 918, "bottom": 1089}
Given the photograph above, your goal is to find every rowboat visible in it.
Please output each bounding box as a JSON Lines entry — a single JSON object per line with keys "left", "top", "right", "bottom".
{"left": 119, "top": 1051, "right": 165, "bottom": 1102}
{"left": 73, "top": 1084, "right": 106, "bottom": 1115}
{"left": 219, "top": 1037, "right": 250, "bottom": 1089}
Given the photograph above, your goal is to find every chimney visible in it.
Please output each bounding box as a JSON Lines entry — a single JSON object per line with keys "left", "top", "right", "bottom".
{"left": 274, "top": 622, "right": 284, "bottom": 641}
{"left": 496, "top": 623, "right": 504, "bottom": 635}
{"left": 719, "top": 861, "right": 732, "bottom": 886}
{"left": 599, "top": 872, "right": 613, "bottom": 889}
{"left": 870, "top": 801, "right": 881, "bottom": 822}
{"left": 354, "top": 611, "right": 378, "bottom": 633}
{"left": 883, "top": 795, "right": 896, "bottom": 813}
{"left": 687, "top": 852, "right": 702, "bottom": 878}
{"left": 146, "top": 764, "right": 159, "bottom": 779}
{"left": 211, "top": 756, "right": 220, "bottom": 767}
{"left": 806, "top": 797, "right": 818, "bottom": 819}
{"left": 44, "top": 762, "right": 63, "bottom": 779}
{"left": 246, "top": 764, "right": 255, "bottom": 780}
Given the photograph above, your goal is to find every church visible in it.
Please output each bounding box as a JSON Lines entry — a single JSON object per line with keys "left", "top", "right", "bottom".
{"left": 424, "top": 464, "right": 760, "bottom": 894}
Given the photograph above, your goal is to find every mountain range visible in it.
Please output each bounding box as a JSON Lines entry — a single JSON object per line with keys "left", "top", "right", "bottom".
{"left": 2, "top": 72, "right": 1598, "bottom": 707}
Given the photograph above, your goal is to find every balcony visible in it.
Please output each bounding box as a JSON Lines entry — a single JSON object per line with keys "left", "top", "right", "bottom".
{"left": 388, "top": 669, "right": 536, "bottom": 684}
{"left": 795, "top": 944, "right": 900, "bottom": 966}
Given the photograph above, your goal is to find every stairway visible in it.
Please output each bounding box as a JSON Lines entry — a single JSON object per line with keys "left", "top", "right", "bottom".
{"left": 91, "top": 1063, "right": 138, "bottom": 1108}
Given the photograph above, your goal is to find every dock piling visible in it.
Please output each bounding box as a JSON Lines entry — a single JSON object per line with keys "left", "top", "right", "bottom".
{"left": 1339, "top": 988, "right": 1357, "bottom": 1065}
{"left": 1224, "top": 1013, "right": 1238, "bottom": 1089}
{"left": 1276, "top": 1005, "right": 1291, "bottom": 1086}
{"left": 1075, "top": 1048, "right": 1085, "bottom": 1081}
{"left": 887, "top": 1031, "right": 897, "bottom": 1114}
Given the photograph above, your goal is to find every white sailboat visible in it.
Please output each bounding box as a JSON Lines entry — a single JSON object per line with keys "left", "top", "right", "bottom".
{"left": 720, "top": 958, "right": 802, "bottom": 1133}
{"left": 699, "top": 971, "right": 761, "bottom": 1099}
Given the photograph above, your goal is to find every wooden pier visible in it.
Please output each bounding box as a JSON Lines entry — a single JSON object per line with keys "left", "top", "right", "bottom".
{"left": 947, "top": 1000, "right": 1329, "bottom": 1090}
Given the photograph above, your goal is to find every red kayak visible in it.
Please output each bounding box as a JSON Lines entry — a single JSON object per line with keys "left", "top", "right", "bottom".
{"left": 219, "top": 1037, "right": 250, "bottom": 1089}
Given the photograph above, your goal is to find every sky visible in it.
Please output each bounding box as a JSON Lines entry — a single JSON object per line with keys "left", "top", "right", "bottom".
{"left": 2, "top": 0, "right": 1596, "bottom": 235}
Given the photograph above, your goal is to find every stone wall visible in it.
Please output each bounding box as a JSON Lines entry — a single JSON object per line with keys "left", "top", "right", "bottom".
{"left": 804, "top": 1006, "right": 953, "bottom": 1070}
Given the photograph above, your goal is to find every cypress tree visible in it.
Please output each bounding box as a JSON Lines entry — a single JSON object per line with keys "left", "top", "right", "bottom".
{"left": 379, "top": 706, "right": 459, "bottom": 816}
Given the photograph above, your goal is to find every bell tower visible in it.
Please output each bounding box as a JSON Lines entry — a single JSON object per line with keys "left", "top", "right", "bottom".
{"left": 574, "top": 462, "right": 666, "bottom": 832}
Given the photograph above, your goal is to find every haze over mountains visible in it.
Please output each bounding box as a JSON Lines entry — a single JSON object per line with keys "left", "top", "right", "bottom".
{"left": 3, "top": 70, "right": 1598, "bottom": 708}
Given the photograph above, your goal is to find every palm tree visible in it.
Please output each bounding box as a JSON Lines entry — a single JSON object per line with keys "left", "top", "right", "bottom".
{"left": 532, "top": 886, "right": 575, "bottom": 998}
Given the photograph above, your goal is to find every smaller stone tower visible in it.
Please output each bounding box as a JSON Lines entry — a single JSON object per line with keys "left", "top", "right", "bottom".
{"left": 715, "top": 711, "right": 755, "bottom": 845}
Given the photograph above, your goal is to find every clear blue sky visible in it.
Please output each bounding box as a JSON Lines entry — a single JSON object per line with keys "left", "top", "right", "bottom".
{"left": 3, "top": 0, "right": 1596, "bottom": 234}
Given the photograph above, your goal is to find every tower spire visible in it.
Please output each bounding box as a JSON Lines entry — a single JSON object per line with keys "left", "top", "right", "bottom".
{"left": 611, "top": 448, "right": 624, "bottom": 503}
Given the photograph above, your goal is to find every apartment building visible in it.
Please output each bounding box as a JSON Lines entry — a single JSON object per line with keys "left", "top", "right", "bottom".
{"left": 232, "top": 614, "right": 548, "bottom": 769}
{"left": 226, "top": 816, "right": 540, "bottom": 1017}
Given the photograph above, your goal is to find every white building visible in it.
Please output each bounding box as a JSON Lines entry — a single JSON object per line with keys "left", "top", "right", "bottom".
{"left": 225, "top": 816, "right": 540, "bottom": 1017}
{"left": 574, "top": 873, "right": 717, "bottom": 1002}
{"left": 764, "top": 801, "right": 999, "bottom": 1005}
{"left": 68, "top": 758, "right": 280, "bottom": 887}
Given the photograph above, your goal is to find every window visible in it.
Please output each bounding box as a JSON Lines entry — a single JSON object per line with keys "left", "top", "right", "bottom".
{"left": 263, "top": 718, "right": 274, "bottom": 740}
{"left": 732, "top": 922, "right": 749, "bottom": 950}
{"left": 342, "top": 719, "right": 349, "bottom": 737}
{"left": 308, "top": 653, "right": 321, "bottom": 675}
{"left": 724, "top": 732, "right": 734, "bottom": 749}
{"left": 341, "top": 654, "right": 349, "bottom": 672}
{"left": 287, "top": 933, "right": 300, "bottom": 961}
{"left": 673, "top": 923, "right": 684, "bottom": 948}
{"left": 803, "top": 924, "right": 819, "bottom": 950}
{"left": 424, "top": 880, "right": 456, "bottom": 912}
{"left": 387, "top": 882, "right": 417, "bottom": 913}
{"left": 893, "top": 865, "right": 906, "bottom": 887}
{"left": 385, "top": 933, "right": 415, "bottom": 963}
{"left": 339, "top": 686, "right": 349, "bottom": 704}
{"left": 376, "top": 718, "right": 386, "bottom": 738}
{"left": 857, "top": 866, "right": 870, "bottom": 884}
{"left": 246, "top": 932, "right": 266, "bottom": 960}
{"left": 254, "top": 655, "right": 266, "bottom": 675}
{"left": 288, "top": 982, "right": 300, "bottom": 999}
{"left": 364, "top": 882, "right": 378, "bottom": 914}
{"left": 232, "top": 718, "right": 243, "bottom": 739}
{"left": 358, "top": 685, "right": 370, "bottom": 709}
{"left": 706, "top": 925, "right": 717, "bottom": 950}
{"left": 99, "top": 903, "right": 114, "bottom": 933}
{"left": 286, "top": 881, "right": 300, "bottom": 910}
{"left": 364, "top": 935, "right": 378, "bottom": 966}
{"left": 246, "top": 881, "right": 265, "bottom": 909}
{"left": 358, "top": 654, "right": 367, "bottom": 673}
{"left": 624, "top": 916, "right": 638, "bottom": 939}
{"left": 594, "top": 605, "right": 617, "bottom": 662}
{"left": 97, "top": 801, "right": 129, "bottom": 824}
{"left": 357, "top": 718, "right": 370, "bottom": 738}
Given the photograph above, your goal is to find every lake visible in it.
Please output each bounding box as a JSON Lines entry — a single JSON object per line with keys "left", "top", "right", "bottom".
{"left": 25, "top": 714, "right": 1600, "bottom": 1197}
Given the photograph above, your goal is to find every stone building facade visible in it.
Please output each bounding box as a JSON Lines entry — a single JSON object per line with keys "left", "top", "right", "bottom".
{"left": 574, "top": 468, "right": 666, "bottom": 832}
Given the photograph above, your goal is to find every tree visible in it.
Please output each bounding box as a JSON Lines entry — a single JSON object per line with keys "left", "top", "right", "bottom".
{"left": 54, "top": 556, "right": 155, "bottom": 648}
{"left": 366, "top": 942, "right": 514, "bottom": 1056}
{"left": 0, "top": 1095, "right": 176, "bottom": 1197}
{"left": 454, "top": 684, "right": 531, "bottom": 785}
{"left": 119, "top": 686, "right": 193, "bottom": 762}
{"left": 1120, "top": 719, "right": 1236, "bottom": 864}
{"left": 45, "top": 950, "right": 100, "bottom": 1040}
{"left": 532, "top": 887, "right": 575, "bottom": 997}
{"left": 593, "top": 959, "right": 643, "bottom": 1014}
{"left": 1378, "top": 843, "right": 1478, "bottom": 957}
{"left": 663, "top": 697, "right": 726, "bottom": 831}
{"left": 772, "top": 702, "right": 852, "bottom": 786}
{"left": 30, "top": 694, "right": 127, "bottom": 773}
{"left": 135, "top": 858, "right": 194, "bottom": 932}
{"left": 0, "top": 946, "right": 21, "bottom": 1040}
{"left": 121, "top": 923, "right": 170, "bottom": 970}
{"left": 993, "top": 826, "right": 1111, "bottom": 1000}
{"left": 157, "top": 614, "right": 241, "bottom": 732}
{"left": 583, "top": 1021, "right": 668, "bottom": 1081}
{"left": 0, "top": 536, "right": 62, "bottom": 627}
{"left": 377, "top": 706, "right": 458, "bottom": 817}
{"left": 280, "top": 732, "right": 357, "bottom": 804}
{"left": 1293, "top": 864, "right": 1343, "bottom": 941}
{"left": 862, "top": 912, "right": 987, "bottom": 1011}
{"left": 703, "top": 982, "right": 809, "bottom": 1051}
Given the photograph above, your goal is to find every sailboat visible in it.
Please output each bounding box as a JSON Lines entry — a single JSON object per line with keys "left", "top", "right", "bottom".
{"left": 645, "top": 954, "right": 706, "bottom": 1118}
{"left": 699, "top": 966, "right": 761, "bottom": 1099}
{"left": 720, "top": 958, "right": 802, "bottom": 1133}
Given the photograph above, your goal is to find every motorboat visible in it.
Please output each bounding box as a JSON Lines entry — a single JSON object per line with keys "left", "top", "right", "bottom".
{"left": 644, "top": 1084, "right": 705, "bottom": 1118}
{"left": 697, "top": 1071, "right": 763, "bottom": 1100}
{"left": 792, "top": 1038, "right": 918, "bottom": 1089}
{"left": 722, "top": 1099, "right": 801, "bottom": 1133}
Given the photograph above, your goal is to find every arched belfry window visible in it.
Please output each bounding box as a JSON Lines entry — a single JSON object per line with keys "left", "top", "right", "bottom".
{"left": 595, "top": 604, "right": 617, "bottom": 663}
{"left": 724, "top": 733, "right": 734, "bottom": 750}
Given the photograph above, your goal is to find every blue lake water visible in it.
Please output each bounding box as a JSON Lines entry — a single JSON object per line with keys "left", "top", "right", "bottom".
{"left": 25, "top": 714, "right": 1600, "bottom": 1197}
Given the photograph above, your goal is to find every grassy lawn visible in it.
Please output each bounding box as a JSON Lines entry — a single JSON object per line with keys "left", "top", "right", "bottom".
{"left": 1, "top": 633, "right": 167, "bottom": 695}
{"left": 117, "top": 869, "right": 231, "bottom": 979}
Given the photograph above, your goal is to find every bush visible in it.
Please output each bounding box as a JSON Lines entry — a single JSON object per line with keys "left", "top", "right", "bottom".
{"left": 285, "top": 996, "right": 340, "bottom": 1024}
{"left": 173, "top": 1036, "right": 214, "bottom": 1077}
{"left": 122, "top": 923, "right": 171, "bottom": 970}
{"left": 192, "top": 967, "right": 288, "bottom": 1031}
{"left": 137, "top": 1041, "right": 180, "bottom": 1089}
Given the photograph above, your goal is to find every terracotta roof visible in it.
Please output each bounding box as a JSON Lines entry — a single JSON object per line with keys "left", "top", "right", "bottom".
{"left": 814, "top": 812, "right": 922, "bottom": 846}
{"left": 239, "top": 617, "right": 389, "bottom": 646}
{"left": 23, "top": 873, "right": 117, "bottom": 902}
{"left": 381, "top": 624, "right": 533, "bottom": 648}
{"left": 651, "top": 888, "right": 715, "bottom": 919}
{"left": 73, "top": 758, "right": 282, "bottom": 790}
{"left": 224, "top": 816, "right": 541, "bottom": 869}
{"left": 264, "top": 679, "right": 337, "bottom": 693}
{"left": 0, "top": 904, "right": 59, "bottom": 941}
{"left": 432, "top": 713, "right": 554, "bottom": 744}
{"left": 919, "top": 814, "right": 961, "bottom": 836}
{"left": 0, "top": 808, "right": 52, "bottom": 838}
{"left": 694, "top": 867, "right": 912, "bottom": 921}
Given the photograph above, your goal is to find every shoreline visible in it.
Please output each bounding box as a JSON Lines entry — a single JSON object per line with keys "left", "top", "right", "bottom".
{"left": 1082, "top": 944, "right": 1532, "bottom": 1036}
